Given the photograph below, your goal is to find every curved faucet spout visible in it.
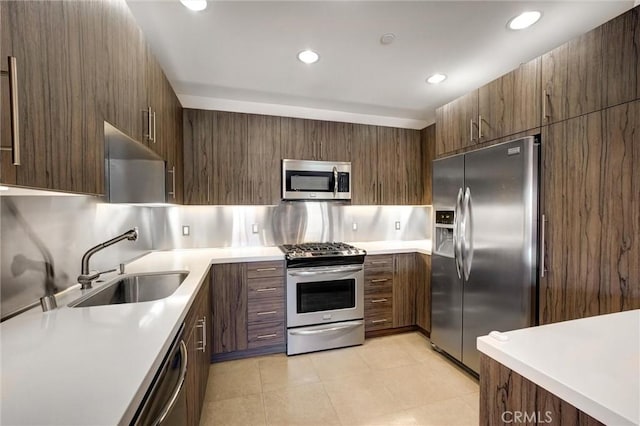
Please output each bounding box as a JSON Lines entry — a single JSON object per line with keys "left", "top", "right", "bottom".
{"left": 78, "top": 227, "right": 139, "bottom": 290}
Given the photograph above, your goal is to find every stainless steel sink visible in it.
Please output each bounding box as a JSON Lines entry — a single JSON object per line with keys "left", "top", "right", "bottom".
{"left": 70, "top": 271, "right": 189, "bottom": 307}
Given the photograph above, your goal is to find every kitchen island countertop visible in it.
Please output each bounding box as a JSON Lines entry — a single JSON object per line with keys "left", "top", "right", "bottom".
{"left": 477, "top": 309, "right": 640, "bottom": 426}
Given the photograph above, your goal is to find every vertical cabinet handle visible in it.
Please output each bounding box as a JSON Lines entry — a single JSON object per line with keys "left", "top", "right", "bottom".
{"left": 196, "top": 317, "right": 206, "bottom": 352}
{"left": 469, "top": 119, "right": 474, "bottom": 142}
{"left": 152, "top": 109, "right": 157, "bottom": 143}
{"left": 540, "top": 214, "right": 547, "bottom": 278}
{"left": 1, "top": 57, "right": 21, "bottom": 165}
{"left": 145, "top": 106, "right": 155, "bottom": 143}
{"left": 478, "top": 115, "right": 483, "bottom": 140}
{"left": 167, "top": 166, "right": 176, "bottom": 199}
{"left": 543, "top": 90, "right": 550, "bottom": 120}
{"left": 206, "top": 178, "right": 211, "bottom": 203}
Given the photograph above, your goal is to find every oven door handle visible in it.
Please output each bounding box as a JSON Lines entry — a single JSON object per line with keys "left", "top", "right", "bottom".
{"left": 288, "top": 321, "right": 362, "bottom": 335}
{"left": 287, "top": 266, "right": 363, "bottom": 276}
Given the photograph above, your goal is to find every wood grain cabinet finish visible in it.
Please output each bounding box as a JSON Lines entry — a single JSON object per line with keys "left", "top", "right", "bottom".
{"left": 435, "top": 90, "right": 478, "bottom": 157}
{"left": 420, "top": 124, "right": 435, "bottom": 205}
{"left": 246, "top": 261, "right": 286, "bottom": 349}
{"left": 0, "top": 1, "right": 103, "bottom": 194}
{"left": 184, "top": 274, "right": 210, "bottom": 426}
{"left": 415, "top": 253, "right": 431, "bottom": 333}
{"left": 211, "top": 263, "right": 248, "bottom": 354}
{"left": 602, "top": 6, "right": 640, "bottom": 108}
{"left": 541, "top": 26, "right": 603, "bottom": 125}
{"left": 247, "top": 114, "right": 281, "bottom": 205}
{"left": 478, "top": 58, "right": 541, "bottom": 143}
{"left": 540, "top": 101, "right": 640, "bottom": 324}
{"left": 351, "top": 124, "right": 379, "bottom": 205}
{"left": 480, "top": 354, "right": 604, "bottom": 426}
{"left": 377, "top": 127, "right": 423, "bottom": 205}
{"left": 392, "top": 253, "right": 416, "bottom": 328}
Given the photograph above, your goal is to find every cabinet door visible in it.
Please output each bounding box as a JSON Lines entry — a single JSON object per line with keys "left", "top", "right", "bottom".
{"left": 478, "top": 58, "right": 541, "bottom": 142}
{"left": 211, "top": 263, "right": 248, "bottom": 354}
{"left": 540, "top": 102, "right": 640, "bottom": 324}
{"left": 166, "top": 90, "right": 183, "bottom": 204}
{"left": 435, "top": 90, "right": 478, "bottom": 157}
{"left": 0, "top": 2, "right": 16, "bottom": 185}
{"left": 377, "top": 127, "right": 422, "bottom": 205}
{"left": 281, "top": 117, "right": 323, "bottom": 161}
{"left": 415, "top": 253, "right": 431, "bottom": 332}
{"left": 183, "top": 108, "right": 213, "bottom": 204}
{"left": 420, "top": 124, "right": 435, "bottom": 205}
{"left": 321, "top": 121, "right": 352, "bottom": 161}
{"left": 393, "top": 253, "right": 416, "bottom": 328}
{"left": 351, "top": 124, "right": 378, "bottom": 205}
{"left": 184, "top": 325, "right": 199, "bottom": 426}
{"left": 144, "top": 49, "right": 167, "bottom": 157}
{"left": 602, "top": 6, "right": 640, "bottom": 108}
{"left": 212, "top": 111, "right": 248, "bottom": 205}
{"left": 247, "top": 114, "right": 281, "bottom": 204}
{"left": 1, "top": 1, "right": 104, "bottom": 194}
{"left": 541, "top": 26, "right": 603, "bottom": 125}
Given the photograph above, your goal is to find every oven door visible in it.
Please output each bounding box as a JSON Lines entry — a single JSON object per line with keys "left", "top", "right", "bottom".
{"left": 286, "top": 264, "right": 364, "bottom": 328}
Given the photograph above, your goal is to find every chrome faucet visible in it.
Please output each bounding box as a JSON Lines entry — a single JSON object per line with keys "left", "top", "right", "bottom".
{"left": 77, "top": 228, "right": 139, "bottom": 290}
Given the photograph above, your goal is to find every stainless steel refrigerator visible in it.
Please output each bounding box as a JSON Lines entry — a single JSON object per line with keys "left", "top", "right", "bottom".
{"left": 430, "top": 136, "right": 539, "bottom": 374}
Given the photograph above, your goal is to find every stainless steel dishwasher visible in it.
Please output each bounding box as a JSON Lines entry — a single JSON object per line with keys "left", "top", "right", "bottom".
{"left": 133, "top": 324, "right": 188, "bottom": 426}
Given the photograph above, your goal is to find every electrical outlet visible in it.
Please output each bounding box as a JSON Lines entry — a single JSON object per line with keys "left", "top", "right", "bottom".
{"left": 182, "top": 225, "right": 190, "bottom": 236}
{"left": 395, "top": 221, "right": 401, "bottom": 230}
{"left": 252, "top": 223, "right": 259, "bottom": 234}
{"left": 352, "top": 222, "right": 358, "bottom": 231}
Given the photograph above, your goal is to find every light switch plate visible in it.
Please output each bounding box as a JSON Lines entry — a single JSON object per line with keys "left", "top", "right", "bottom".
{"left": 182, "top": 225, "right": 190, "bottom": 236}
{"left": 252, "top": 224, "right": 259, "bottom": 234}
{"left": 395, "top": 221, "right": 401, "bottom": 230}
{"left": 352, "top": 222, "right": 358, "bottom": 231}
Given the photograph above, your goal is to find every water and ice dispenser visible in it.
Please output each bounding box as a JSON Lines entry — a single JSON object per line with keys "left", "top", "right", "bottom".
{"left": 434, "top": 210, "right": 455, "bottom": 257}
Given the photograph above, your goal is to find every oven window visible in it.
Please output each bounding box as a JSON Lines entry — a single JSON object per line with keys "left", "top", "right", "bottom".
{"left": 286, "top": 171, "right": 334, "bottom": 192}
{"left": 297, "top": 279, "right": 355, "bottom": 313}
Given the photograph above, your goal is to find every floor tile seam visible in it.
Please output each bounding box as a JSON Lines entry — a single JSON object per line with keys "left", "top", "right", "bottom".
{"left": 319, "top": 381, "right": 351, "bottom": 426}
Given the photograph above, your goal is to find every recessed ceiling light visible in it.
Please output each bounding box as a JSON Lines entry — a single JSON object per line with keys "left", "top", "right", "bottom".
{"left": 380, "top": 33, "right": 396, "bottom": 45}
{"left": 426, "top": 73, "right": 447, "bottom": 84}
{"left": 298, "top": 50, "right": 319, "bottom": 65}
{"left": 180, "top": 0, "right": 207, "bottom": 12}
{"left": 508, "top": 11, "right": 542, "bottom": 30}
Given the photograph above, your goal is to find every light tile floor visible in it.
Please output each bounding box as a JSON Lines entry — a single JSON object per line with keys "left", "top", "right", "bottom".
{"left": 200, "top": 332, "right": 479, "bottom": 426}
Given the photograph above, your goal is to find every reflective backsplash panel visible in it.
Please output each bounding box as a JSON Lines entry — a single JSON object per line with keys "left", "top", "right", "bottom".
{"left": 1, "top": 196, "right": 430, "bottom": 319}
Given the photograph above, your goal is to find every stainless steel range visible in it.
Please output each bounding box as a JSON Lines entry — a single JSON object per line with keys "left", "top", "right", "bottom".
{"left": 280, "top": 242, "right": 366, "bottom": 355}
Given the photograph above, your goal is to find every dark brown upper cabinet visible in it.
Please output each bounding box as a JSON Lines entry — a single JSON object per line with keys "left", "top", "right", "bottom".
{"left": 435, "top": 91, "right": 478, "bottom": 157}
{"left": 541, "top": 26, "right": 603, "bottom": 125}
{"left": 351, "top": 124, "right": 378, "bottom": 205}
{"left": 420, "top": 124, "right": 435, "bottom": 205}
{"left": 247, "top": 114, "right": 281, "bottom": 205}
{"left": 478, "top": 58, "right": 541, "bottom": 142}
{"left": 602, "top": 6, "right": 640, "bottom": 108}
{"left": 377, "top": 127, "right": 422, "bottom": 205}
{"left": 0, "top": 1, "right": 104, "bottom": 194}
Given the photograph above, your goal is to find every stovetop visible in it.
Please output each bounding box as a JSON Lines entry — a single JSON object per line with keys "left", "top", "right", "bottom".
{"left": 280, "top": 242, "right": 367, "bottom": 268}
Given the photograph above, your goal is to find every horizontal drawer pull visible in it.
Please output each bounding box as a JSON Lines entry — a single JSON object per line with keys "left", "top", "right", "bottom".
{"left": 371, "top": 298, "right": 388, "bottom": 303}
{"left": 256, "top": 267, "right": 277, "bottom": 272}
{"left": 256, "top": 333, "right": 278, "bottom": 339}
{"left": 256, "top": 311, "right": 278, "bottom": 316}
{"left": 370, "top": 261, "right": 389, "bottom": 264}
{"left": 370, "top": 278, "right": 388, "bottom": 283}
{"left": 256, "top": 287, "right": 277, "bottom": 292}
{"left": 371, "top": 319, "right": 388, "bottom": 324}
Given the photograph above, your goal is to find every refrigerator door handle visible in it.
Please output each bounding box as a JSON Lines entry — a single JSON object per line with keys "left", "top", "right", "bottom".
{"left": 461, "top": 187, "right": 474, "bottom": 281}
{"left": 454, "top": 188, "right": 464, "bottom": 279}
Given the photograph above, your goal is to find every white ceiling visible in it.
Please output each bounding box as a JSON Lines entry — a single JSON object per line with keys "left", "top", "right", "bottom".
{"left": 127, "top": 1, "right": 635, "bottom": 129}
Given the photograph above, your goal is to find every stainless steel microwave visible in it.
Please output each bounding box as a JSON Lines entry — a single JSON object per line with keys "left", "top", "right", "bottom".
{"left": 282, "top": 159, "right": 351, "bottom": 201}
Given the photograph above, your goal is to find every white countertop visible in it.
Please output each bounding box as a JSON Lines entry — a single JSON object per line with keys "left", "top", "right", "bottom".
{"left": 477, "top": 310, "right": 640, "bottom": 426}
{"left": 0, "top": 240, "right": 429, "bottom": 425}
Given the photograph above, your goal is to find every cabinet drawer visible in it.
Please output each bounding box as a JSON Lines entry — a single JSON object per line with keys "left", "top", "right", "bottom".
{"left": 364, "top": 255, "right": 394, "bottom": 272}
{"left": 246, "top": 261, "right": 284, "bottom": 279}
{"left": 247, "top": 321, "right": 285, "bottom": 348}
{"left": 364, "top": 273, "right": 393, "bottom": 292}
{"left": 248, "top": 300, "right": 285, "bottom": 324}
{"left": 247, "top": 276, "right": 285, "bottom": 301}
{"left": 365, "top": 315, "right": 393, "bottom": 331}
{"left": 364, "top": 294, "right": 393, "bottom": 311}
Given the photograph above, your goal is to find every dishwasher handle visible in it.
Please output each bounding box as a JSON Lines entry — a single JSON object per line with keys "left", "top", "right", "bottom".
{"left": 153, "top": 340, "right": 188, "bottom": 425}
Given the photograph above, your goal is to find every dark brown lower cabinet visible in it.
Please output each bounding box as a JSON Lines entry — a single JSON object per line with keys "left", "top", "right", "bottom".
{"left": 541, "top": 100, "right": 640, "bottom": 324}
{"left": 480, "top": 354, "right": 603, "bottom": 426}
{"left": 184, "top": 273, "right": 211, "bottom": 426}
{"left": 415, "top": 253, "right": 431, "bottom": 333}
{"left": 393, "top": 253, "right": 416, "bottom": 328}
{"left": 211, "top": 261, "right": 286, "bottom": 360}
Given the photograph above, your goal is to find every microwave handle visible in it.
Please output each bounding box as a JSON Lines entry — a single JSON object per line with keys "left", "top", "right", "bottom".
{"left": 333, "top": 166, "right": 338, "bottom": 196}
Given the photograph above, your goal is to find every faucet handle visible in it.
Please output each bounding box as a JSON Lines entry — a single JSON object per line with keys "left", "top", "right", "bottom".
{"left": 77, "top": 268, "right": 116, "bottom": 290}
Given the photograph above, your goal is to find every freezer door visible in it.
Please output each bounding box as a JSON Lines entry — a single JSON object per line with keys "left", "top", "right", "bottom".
{"left": 430, "top": 155, "right": 465, "bottom": 361}
{"left": 460, "top": 137, "right": 538, "bottom": 373}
